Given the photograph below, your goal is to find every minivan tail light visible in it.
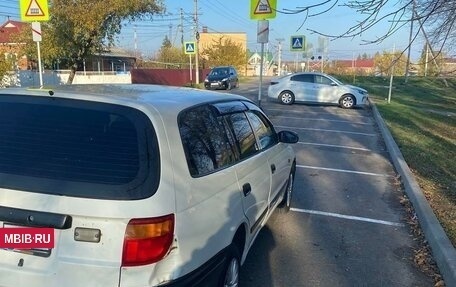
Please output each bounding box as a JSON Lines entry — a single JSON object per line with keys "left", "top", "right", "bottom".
{"left": 122, "top": 214, "right": 174, "bottom": 267}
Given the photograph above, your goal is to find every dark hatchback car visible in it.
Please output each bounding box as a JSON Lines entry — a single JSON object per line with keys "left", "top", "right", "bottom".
{"left": 204, "top": 66, "right": 239, "bottom": 90}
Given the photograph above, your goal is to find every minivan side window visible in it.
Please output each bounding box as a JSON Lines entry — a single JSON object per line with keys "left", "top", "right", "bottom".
{"left": 179, "top": 105, "right": 236, "bottom": 177}
{"left": 225, "top": 112, "right": 258, "bottom": 159}
{"left": 245, "top": 111, "right": 278, "bottom": 150}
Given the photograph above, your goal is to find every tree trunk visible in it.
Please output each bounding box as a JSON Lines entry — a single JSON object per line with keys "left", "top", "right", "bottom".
{"left": 66, "top": 63, "right": 78, "bottom": 84}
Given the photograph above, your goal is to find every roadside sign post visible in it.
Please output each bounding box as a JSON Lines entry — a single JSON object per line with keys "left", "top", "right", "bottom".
{"left": 251, "top": 0, "right": 276, "bottom": 107}
{"left": 290, "top": 35, "right": 306, "bottom": 73}
{"left": 31, "top": 22, "right": 43, "bottom": 88}
{"left": 257, "top": 20, "right": 269, "bottom": 107}
{"left": 184, "top": 42, "right": 196, "bottom": 87}
{"left": 20, "top": 0, "right": 49, "bottom": 88}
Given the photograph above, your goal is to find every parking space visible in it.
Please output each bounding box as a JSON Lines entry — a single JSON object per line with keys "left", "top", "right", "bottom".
{"left": 233, "top": 83, "right": 434, "bottom": 286}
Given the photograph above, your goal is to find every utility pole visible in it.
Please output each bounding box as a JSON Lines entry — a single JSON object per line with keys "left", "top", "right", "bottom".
{"left": 352, "top": 52, "right": 356, "bottom": 83}
{"left": 388, "top": 45, "right": 396, "bottom": 104}
{"left": 404, "top": 0, "right": 415, "bottom": 83}
{"left": 424, "top": 43, "right": 429, "bottom": 77}
{"left": 169, "top": 24, "right": 173, "bottom": 41}
{"left": 276, "top": 38, "right": 284, "bottom": 76}
{"left": 134, "top": 25, "right": 137, "bottom": 61}
{"left": 412, "top": 0, "right": 448, "bottom": 86}
{"left": 180, "top": 8, "right": 184, "bottom": 47}
{"left": 194, "top": 0, "right": 200, "bottom": 84}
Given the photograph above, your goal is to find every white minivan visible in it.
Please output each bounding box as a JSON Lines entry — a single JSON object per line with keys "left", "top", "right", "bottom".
{"left": 0, "top": 84, "right": 298, "bottom": 287}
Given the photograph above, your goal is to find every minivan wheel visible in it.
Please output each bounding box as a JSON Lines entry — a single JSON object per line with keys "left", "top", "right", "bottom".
{"left": 339, "top": 94, "right": 355, "bottom": 109}
{"left": 279, "top": 91, "right": 294, "bottom": 105}
{"left": 220, "top": 245, "right": 240, "bottom": 287}
{"left": 226, "top": 82, "right": 232, "bottom": 90}
{"left": 278, "top": 172, "right": 294, "bottom": 212}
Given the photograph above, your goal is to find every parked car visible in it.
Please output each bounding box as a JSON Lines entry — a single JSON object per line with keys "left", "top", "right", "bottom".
{"left": 0, "top": 84, "right": 298, "bottom": 287}
{"left": 267, "top": 72, "right": 368, "bottom": 108}
{"left": 204, "top": 66, "right": 239, "bottom": 90}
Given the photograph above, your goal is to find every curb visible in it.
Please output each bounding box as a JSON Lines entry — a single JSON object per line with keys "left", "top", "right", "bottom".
{"left": 370, "top": 101, "right": 456, "bottom": 287}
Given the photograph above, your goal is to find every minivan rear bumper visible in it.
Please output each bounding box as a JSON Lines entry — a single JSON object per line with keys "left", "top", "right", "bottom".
{"left": 158, "top": 247, "right": 228, "bottom": 287}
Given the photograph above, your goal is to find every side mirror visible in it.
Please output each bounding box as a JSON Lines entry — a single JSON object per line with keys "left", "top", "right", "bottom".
{"left": 278, "top": 130, "right": 299, "bottom": 143}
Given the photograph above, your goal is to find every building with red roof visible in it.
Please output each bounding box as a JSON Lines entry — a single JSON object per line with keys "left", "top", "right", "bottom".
{"left": 0, "top": 20, "right": 30, "bottom": 70}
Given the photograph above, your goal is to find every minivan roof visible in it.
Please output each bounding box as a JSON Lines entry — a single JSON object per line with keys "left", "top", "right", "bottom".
{"left": 1, "top": 84, "right": 247, "bottom": 112}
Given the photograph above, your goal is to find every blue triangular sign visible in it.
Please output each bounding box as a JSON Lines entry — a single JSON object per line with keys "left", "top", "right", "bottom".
{"left": 292, "top": 38, "right": 302, "bottom": 48}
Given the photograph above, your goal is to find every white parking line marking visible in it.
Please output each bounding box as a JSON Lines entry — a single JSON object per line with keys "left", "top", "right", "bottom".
{"left": 265, "top": 108, "right": 370, "bottom": 118}
{"left": 275, "top": 126, "right": 376, "bottom": 136}
{"left": 297, "top": 142, "right": 371, "bottom": 152}
{"left": 271, "top": 116, "right": 373, "bottom": 125}
{"left": 290, "top": 208, "right": 405, "bottom": 227}
{"left": 297, "top": 165, "right": 391, "bottom": 177}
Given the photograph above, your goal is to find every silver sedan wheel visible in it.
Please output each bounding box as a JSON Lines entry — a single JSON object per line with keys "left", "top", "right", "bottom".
{"left": 223, "top": 257, "right": 239, "bottom": 287}
{"left": 340, "top": 95, "right": 355, "bottom": 108}
{"left": 279, "top": 91, "right": 294, "bottom": 105}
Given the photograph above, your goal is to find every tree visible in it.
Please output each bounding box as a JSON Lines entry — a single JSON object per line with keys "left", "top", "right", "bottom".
{"left": 202, "top": 37, "right": 247, "bottom": 71}
{"left": 374, "top": 50, "right": 407, "bottom": 76}
{"left": 0, "top": 58, "right": 10, "bottom": 86}
{"left": 41, "top": 0, "right": 164, "bottom": 84}
{"left": 276, "top": 1, "right": 456, "bottom": 55}
{"left": 156, "top": 36, "right": 186, "bottom": 68}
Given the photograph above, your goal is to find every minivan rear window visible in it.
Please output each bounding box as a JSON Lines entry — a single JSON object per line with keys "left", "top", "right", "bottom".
{"left": 0, "top": 95, "right": 159, "bottom": 200}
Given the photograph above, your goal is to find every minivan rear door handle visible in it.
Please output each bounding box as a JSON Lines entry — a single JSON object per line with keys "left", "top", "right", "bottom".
{"left": 270, "top": 164, "right": 276, "bottom": 174}
{"left": 242, "top": 183, "right": 251, "bottom": 196}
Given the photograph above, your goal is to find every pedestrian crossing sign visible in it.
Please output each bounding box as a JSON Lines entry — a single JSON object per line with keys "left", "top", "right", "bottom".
{"left": 184, "top": 42, "right": 196, "bottom": 55}
{"left": 290, "top": 36, "right": 306, "bottom": 51}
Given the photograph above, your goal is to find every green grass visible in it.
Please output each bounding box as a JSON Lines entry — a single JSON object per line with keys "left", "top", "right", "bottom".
{"left": 338, "top": 75, "right": 456, "bottom": 245}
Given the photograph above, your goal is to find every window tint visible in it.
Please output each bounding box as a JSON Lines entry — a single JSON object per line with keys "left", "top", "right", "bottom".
{"left": 0, "top": 95, "right": 159, "bottom": 200}
{"left": 226, "top": 112, "right": 257, "bottom": 159}
{"left": 315, "top": 75, "right": 333, "bottom": 85}
{"left": 291, "top": 74, "right": 314, "bottom": 83}
{"left": 179, "top": 105, "right": 236, "bottom": 177}
{"left": 246, "top": 111, "right": 278, "bottom": 150}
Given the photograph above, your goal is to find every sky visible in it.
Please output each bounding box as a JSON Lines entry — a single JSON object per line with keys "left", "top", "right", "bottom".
{"left": 0, "top": 0, "right": 425, "bottom": 61}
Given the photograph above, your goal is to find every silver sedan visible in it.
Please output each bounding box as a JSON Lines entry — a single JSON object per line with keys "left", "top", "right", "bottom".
{"left": 267, "top": 72, "right": 368, "bottom": 108}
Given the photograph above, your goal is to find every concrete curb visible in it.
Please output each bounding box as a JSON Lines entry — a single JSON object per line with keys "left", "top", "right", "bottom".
{"left": 370, "top": 101, "right": 456, "bottom": 286}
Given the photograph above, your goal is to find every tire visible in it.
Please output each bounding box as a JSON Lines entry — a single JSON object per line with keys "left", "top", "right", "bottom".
{"left": 279, "top": 91, "right": 294, "bottom": 105}
{"left": 339, "top": 94, "right": 355, "bottom": 109}
{"left": 278, "top": 171, "right": 294, "bottom": 212}
{"left": 226, "top": 82, "right": 232, "bottom": 90}
{"left": 219, "top": 245, "right": 241, "bottom": 287}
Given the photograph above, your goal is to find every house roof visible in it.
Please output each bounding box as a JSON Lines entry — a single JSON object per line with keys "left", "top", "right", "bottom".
{"left": 0, "top": 20, "right": 28, "bottom": 44}
{"left": 248, "top": 51, "right": 274, "bottom": 62}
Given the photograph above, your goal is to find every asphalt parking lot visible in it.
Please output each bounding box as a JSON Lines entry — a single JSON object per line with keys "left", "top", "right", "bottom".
{"left": 228, "top": 80, "right": 435, "bottom": 286}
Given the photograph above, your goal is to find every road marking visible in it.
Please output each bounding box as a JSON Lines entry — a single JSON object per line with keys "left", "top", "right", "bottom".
{"left": 297, "top": 165, "right": 391, "bottom": 177}
{"left": 271, "top": 115, "right": 373, "bottom": 125}
{"left": 275, "top": 126, "right": 376, "bottom": 136}
{"left": 297, "top": 142, "right": 371, "bottom": 152}
{"left": 290, "top": 208, "right": 405, "bottom": 227}
{"left": 265, "top": 108, "right": 370, "bottom": 118}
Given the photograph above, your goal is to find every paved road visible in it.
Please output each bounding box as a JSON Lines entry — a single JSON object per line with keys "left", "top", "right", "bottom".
{"left": 220, "top": 78, "right": 434, "bottom": 287}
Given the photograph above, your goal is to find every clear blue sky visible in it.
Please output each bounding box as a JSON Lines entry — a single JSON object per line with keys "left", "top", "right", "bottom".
{"left": 0, "top": 0, "right": 424, "bottom": 61}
